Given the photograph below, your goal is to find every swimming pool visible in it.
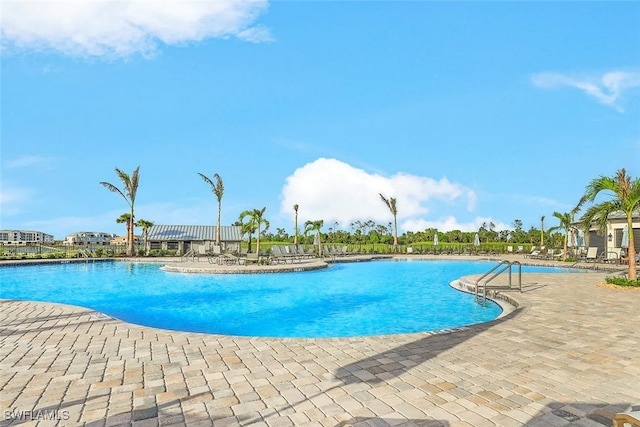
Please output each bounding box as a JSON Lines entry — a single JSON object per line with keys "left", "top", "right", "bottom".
{"left": 0, "top": 259, "right": 569, "bottom": 338}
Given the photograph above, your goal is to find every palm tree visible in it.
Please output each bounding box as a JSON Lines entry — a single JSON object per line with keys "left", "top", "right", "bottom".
{"left": 304, "top": 219, "right": 324, "bottom": 256}
{"left": 240, "top": 208, "right": 269, "bottom": 255}
{"left": 293, "top": 204, "right": 299, "bottom": 249}
{"left": 101, "top": 166, "right": 140, "bottom": 257}
{"left": 576, "top": 168, "right": 639, "bottom": 281}
{"left": 379, "top": 193, "right": 399, "bottom": 252}
{"left": 198, "top": 172, "right": 224, "bottom": 246}
{"left": 116, "top": 213, "right": 131, "bottom": 250}
{"left": 540, "top": 215, "right": 545, "bottom": 247}
{"left": 547, "top": 211, "right": 575, "bottom": 260}
{"left": 135, "top": 219, "right": 154, "bottom": 255}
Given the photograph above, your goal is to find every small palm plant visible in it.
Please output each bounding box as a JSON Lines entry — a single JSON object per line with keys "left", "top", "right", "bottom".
{"left": 547, "top": 211, "right": 576, "bottom": 260}
{"left": 304, "top": 219, "right": 324, "bottom": 256}
{"left": 240, "top": 208, "right": 269, "bottom": 255}
{"left": 576, "top": 168, "right": 639, "bottom": 281}
{"left": 136, "top": 219, "right": 154, "bottom": 255}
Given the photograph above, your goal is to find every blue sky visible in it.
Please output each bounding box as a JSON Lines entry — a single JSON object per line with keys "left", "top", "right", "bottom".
{"left": 2, "top": 1, "right": 639, "bottom": 240}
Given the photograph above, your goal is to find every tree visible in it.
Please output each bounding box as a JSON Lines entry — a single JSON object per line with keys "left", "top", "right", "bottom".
{"left": 136, "top": 219, "right": 154, "bottom": 255}
{"left": 198, "top": 172, "right": 224, "bottom": 246}
{"left": 547, "top": 211, "right": 575, "bottom": 260}
{"left": 379, "top": 193, "right": 399, "bottom": 252}
{"left": 116, "top": 213, "right": 132, "bottom": 249}
{"left": 576, "top": 168, "right": 639, "bottom": 281}
{"left": 540, "top": 215, "right": 545, "bottom": 246}
{"left": 100, "top": 166, "right": 140, "bottom": 257}
{"left": 293, "top": 204, "right": 299, "bottom": 248}
{"left": 304, "top": 220, "right": 324, "bottom": 256}
{"left": 240, "top": 208, "right": 269, "bottom": 255}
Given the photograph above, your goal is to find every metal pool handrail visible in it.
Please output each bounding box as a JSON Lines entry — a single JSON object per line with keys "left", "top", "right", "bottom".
{"left": 475, "top": 260, "right": 522, "bottom": 306}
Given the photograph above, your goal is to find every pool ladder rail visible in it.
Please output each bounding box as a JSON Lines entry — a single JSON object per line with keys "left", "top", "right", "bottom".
{"left": 475, "top": 260, "right": 522, "bottom": 306}
{"left": 77, "top": 249, "right": 95, "bottom": 263}
{"left": 181, "top": 249, "right": 196, "bottom": 262}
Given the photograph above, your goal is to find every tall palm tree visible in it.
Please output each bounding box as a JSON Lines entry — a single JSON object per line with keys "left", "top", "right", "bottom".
{"left": 198, "top": 172, "right": 224, "bottom": 246}
{"left": 379, "top": 193, "right": 399, "bottom": 252}
{"left": 135, "top": 219, "right": 154, "bottom": 255}
{"left": 547, "top": 211, "right": 575, "bottom": 260}
{"left": 304, "top": 219, "right": 324, "bottom": 256}
{"left": 540, "top": 215, "right": 545, "bottom": 247}
{"left": 576, "top": 168, "right": 639, "bottom": 281}
{"left": 240, "top": 208, "right": 269, "bottom": 255}
{"left": 293, "top": 204, "right": 299, "bottom": 249}
{"left": 101, "top": 166, "right": 140, "bottom": 257}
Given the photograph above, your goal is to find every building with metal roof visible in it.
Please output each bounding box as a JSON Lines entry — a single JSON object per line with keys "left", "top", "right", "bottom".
{"left": 146, "top": 225, "right": 243, "bottom": 255}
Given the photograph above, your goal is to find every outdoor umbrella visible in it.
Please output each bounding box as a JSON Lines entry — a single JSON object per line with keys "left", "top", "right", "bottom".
{"left": 433, "top": 233, "right": 439, "bottom": 246}
{"left": 474, "top": 233, "right": 480, "bottom": 247}
{"left": 621, "top": 225, "right": 629, "bottom": 249}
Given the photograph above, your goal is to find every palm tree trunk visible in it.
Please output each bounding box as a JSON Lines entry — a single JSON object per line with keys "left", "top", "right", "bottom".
{"left": 128, "top": 209, "right": 135, "bottom": 257}
{"left": 393, "top": 215, "right": 398, "bottom": 253}
{"left": 256, "top": 225, "right": 261, "bottom": 257}
{"left": 216, "top": 203, "right": 222, "bottom": 246}
{"left": 627, "top": 216, "right": 637, "bottom": 281}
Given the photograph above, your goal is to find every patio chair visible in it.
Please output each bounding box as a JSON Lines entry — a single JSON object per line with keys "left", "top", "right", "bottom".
{"left": 584, "top": 247, "right": 599, "bottom": 262}
{"left": 516, "top": 245, "right": 524, "bottom": 254}
{"left": 221, "top": 253, "right": 245, "bottom": 265}
{"left": 270, "top": 246, "right": 289, "bottom": 264}
{"left": 245, "top": 252, "right": 259, "bottom": 264}
{"left": 207, "top": 245, "right": 223, "bottom": 264}
{"left": 604, "top": 248, "right": 621, "bottom": 264}
{"left": 524, "top": 246, "right": 537, "bottom": 258}
{"left": 553, "top": 250, "right": 565, "bottom": 260}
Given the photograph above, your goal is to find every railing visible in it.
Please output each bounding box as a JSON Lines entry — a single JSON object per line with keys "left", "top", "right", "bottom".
{"left": 77, "top": 249, "right": 94, "bottom": 263}
{"left": 181, "top": 249, "right": 196, "bottom": 262}
{"left": 475, "top": 260, "right": 522, "bottom": 306}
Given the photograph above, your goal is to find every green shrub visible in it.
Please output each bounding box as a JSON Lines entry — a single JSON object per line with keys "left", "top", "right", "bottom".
{"left": 605, "top": 276, "right": 640, "bottom": 287}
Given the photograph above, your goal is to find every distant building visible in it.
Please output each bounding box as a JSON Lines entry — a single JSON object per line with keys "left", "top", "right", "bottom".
{"left": 146, "top": 225, "right": 243, "bottom": 254}
{"left": 112, "top": 236, "right": 140, "bottom": 245}
{"left": 0, "top": 230, "right": 55, "bottom": 245}
{"left": 63, "top": 232, "right": 117, "bottom": 246}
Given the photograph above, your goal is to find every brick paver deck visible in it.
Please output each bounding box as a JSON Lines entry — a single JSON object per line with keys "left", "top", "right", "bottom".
{"left": 1, "top": 258, "right": 639, "bottom": 426}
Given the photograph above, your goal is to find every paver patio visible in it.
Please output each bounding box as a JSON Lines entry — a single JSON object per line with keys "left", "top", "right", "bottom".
{"left": 1, "top": 257, "right": 639, "bottom": 426}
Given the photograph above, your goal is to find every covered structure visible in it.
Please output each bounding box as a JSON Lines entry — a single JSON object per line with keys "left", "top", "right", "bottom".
{"left": 146, "top": 225, "right": 243, "bottom": 255}
{"left": 580, "top": 210, "right": 640, "bottom": 257}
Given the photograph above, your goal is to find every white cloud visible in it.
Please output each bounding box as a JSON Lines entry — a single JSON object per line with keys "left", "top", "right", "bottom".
{"left": 0, "top": 185, "right": 33, "bottom": 216}
{"left": 279, "top": 158, "right": 478, "bottom": 232}
{"left": 1, "top": 0, "right": 272, "bottom": 58}
{"left": 4, "top": 155, "right": 55, "bottom": 169}
{"left": 532, "top": 70, "right": 640, "bottom": 112}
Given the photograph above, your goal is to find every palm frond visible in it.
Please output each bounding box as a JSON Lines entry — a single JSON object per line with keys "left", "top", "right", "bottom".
{"left": 580, "top": 200, "right": 620, "bottom": 234}
{"left": 129, "top": 166, "right": 140, "bottom": 204}
{"left": 213, "top": 173, "right": 224, "bottom": 201}
{"left": 100, "top": 181, "right": 130, "bottom": 206}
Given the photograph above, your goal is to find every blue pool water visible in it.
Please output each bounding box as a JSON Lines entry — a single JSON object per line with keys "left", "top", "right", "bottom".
{"left": 0, "top": 260, "right": 572, "bottom": 338}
